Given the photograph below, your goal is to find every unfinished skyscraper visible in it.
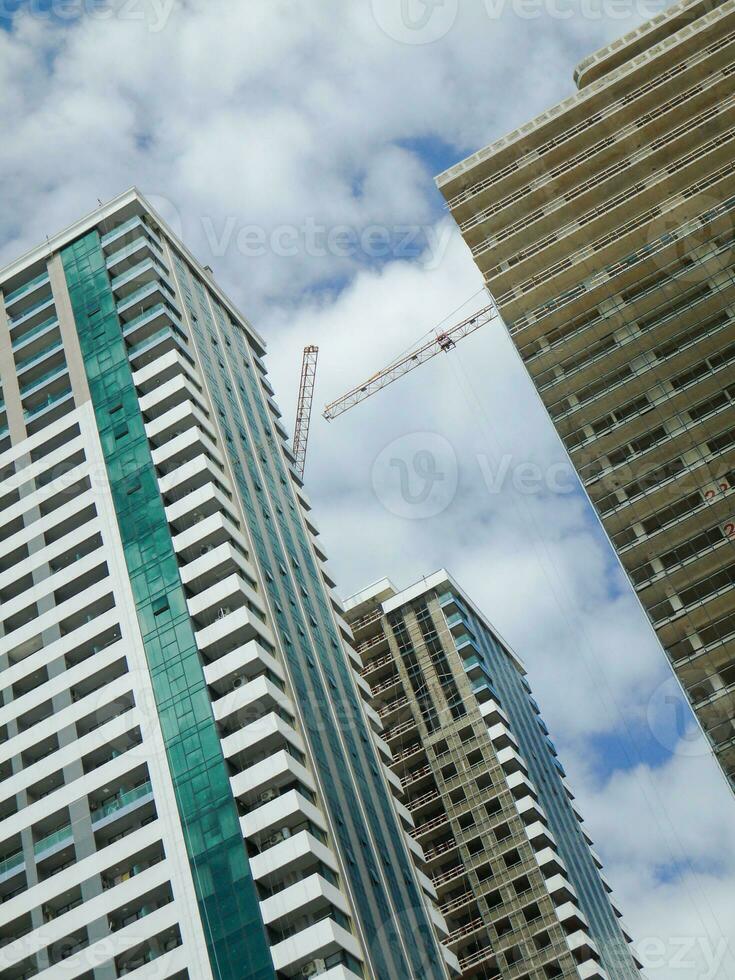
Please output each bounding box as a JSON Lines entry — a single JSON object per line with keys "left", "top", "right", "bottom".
{"left": 438, "top": 0, "right": 735, "bottom": 789}
{"left": 345, "top": 571, "right": 640, "bottom": 979}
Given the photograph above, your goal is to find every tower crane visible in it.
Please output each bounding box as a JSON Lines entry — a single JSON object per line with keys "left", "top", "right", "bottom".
{"left": 323, "top": 299, "right": 499, "bottom": 421}
{"left": 292, "top": 345, "right": 319, "bottom": 480}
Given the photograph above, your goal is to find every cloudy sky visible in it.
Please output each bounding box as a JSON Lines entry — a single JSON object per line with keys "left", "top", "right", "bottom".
{"left": 2, "top": 0, "right": 735, "bottom": 976}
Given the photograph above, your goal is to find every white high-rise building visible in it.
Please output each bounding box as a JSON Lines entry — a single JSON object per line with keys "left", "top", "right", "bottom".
{"left": 0, "top": 190, "right": 456, "bottom": 980}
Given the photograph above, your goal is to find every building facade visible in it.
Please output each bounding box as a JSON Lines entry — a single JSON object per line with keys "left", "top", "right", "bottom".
{"left": 345, "top": 572, "right": 640, "bottom": 980}
{"left": 0, "top": 190, "right": 455, "bottom": 980}
{"left": 437, "top": 0, "right": 735, "bottom": 789}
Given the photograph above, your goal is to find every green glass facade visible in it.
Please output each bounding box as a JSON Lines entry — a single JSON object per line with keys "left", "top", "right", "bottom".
{"left": 166, "top": 249, "right": 446, "bottom": 980}
{"left": 61, "top": 231, "right": 274, "bottom": 980}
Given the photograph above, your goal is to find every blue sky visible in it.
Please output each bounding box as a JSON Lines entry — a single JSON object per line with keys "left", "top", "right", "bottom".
{"left": 1, "top": 1, "right": 734, "bottom": 975}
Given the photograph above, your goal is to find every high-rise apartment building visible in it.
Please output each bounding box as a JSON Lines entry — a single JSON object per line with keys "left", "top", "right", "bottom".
{"left": 437, "top": 0, "right": 735, "bottom": 788}
{"left": 344, "top": 571, "right": 640, "bottom": 980}
{"left": 0, "top": 190, "right": 456, "bottom": 980}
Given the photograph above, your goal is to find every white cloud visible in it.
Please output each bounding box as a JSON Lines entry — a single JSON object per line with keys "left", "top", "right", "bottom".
{"left": 0, "top": 0, "right": 730, "bottom": 974}
{"left": 263, "top": 226, "right": 735, "bottom": 978}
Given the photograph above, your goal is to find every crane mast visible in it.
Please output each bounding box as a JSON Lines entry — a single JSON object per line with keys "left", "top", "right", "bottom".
{"left": 292, "top": 345, "right": 319, "bottom": 480}
{"left": 323, "top": 300, "right": 498, "bottom": 421}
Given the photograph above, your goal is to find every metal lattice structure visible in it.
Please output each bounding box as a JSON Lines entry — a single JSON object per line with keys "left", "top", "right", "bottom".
{"left": 293, "top": 345, "right": 319, "bottom": 479}
{"left": 323, "top": 300, "right": 498, "bottom": 420}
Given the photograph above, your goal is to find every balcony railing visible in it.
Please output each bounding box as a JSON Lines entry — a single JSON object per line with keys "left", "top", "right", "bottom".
{"left": 0, "top": 850, "right": 25, "bottom": 877}
{"left": 92, "top": 781, "right": 153, "bottom": 822}
{"left": 11, "top": 315, "right": 59, "bottom": 351}
{"left": 348, "top": 607, "right": 383, "bottom": 632}
{"left": 20, "top": 364, "right": 68, "bottom": 397}
{"left": 34, "top": 825, "right": 73, "bottom": 856}
{"left": 8, "top": 294, "right": 54, "bottom": 328}
{"left": 24, "top": 387, "right": 72, "bottom": 420}
{"left": 15, "top": 337, "right": 63, "bottom": 374}
{"left": 422, "top": 837, "right": 458, "bottom": 862}
{"left": 361, "top": 651, "right": 393, "bottom": 675}
{"left": 445, "top": 915, "right": 485, "bottom": 944}
{"left": 432, "top": 864, "right": 466, "bottom": 888}
{"left": 4, "top": 270, "right": 50, "bottom": 306}
{"left": 410, "top": 812, "right": 450, "bottom": 838}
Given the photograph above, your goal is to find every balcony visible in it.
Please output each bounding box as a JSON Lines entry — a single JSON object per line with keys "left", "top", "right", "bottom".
{"left": 196, "top": 604, "right": 275, "bottom": 662}
{"left": 212, "top": 671, "right": 289, "bottom": 728}
{"left": 33, "top": 823, "right": 73, "bottom": 858}
{"left": 432, "top": 863, "right": 466, "bottom": 890}
{"left": 225, "top": 711, "right": 303, "bottom": 779}
{"left": 8, "top": 293, "right": 55, "bottom": 332}
{"left": 370, "top": 673, "right": 402, "bottom": 698}
{"left": 0, "top": 850, "right": 25, "bottom": 883}
{"left": 546, "top": 872, "right": 577, "bottom": 904}
{"left": 497, "top": 745, "right": 527, "bottom": 776}
{"left": 106, "top": 233, "right": 163, "bottom": 276}
{"left": 14, "top": 332, "right": 63, "bottom": 381}
{"left": 577, "top": 961, "right": 609, "bottom": 979}
{"left": 458, "top": 945, "right": 498, "bottom": 974}
{"left": 259, "top": 872, "right": 348, "bottom": 931}
{"left": 102, "top": 215, "right": 160, "bottom": 250}
{"left": 347, "top": 607, "right": 383, "bottom": 633}
{"left": 410, "top": 811, "right": 450, "bottom": 840}
{"left": 444, "top": 915, "right": 485, "bottom": 946}
{"left": 377, "top": 694, "right": 410, "bottom": 719}
{"left": 24, "top": 387, "right": 74, "bottom": 432}
{"left": 360, "top": 651, "right": 394, "bottom": 678}
{"left": 203, "top": 639, "right": 282, "bottom": 696}
{"left": 164, "top": 479, "right": 237, "bottom": 534}
{"left": 422, "top": 837, "right": 459, "bottom": 863}
{"left": 354, "top": 631, "right": 388, "bottom": 656}
{"left": 438, "top": 887, "right": 475, "bottom": 916}
{"left": 383, "top": 717, "right": 417, "bottom": 744}
{"left": 122, "top": 301, "right": 182, "bottom": 351}
{"left": 250, "top": 827, "right": 336, "bottom": 887}
{"left": 4, "top": 270, "right": 50, "bottom": 310}
{"left": 230, "top": 747, "right": 313, "bottom": 803}
{"left": 526, "top": 820, "right": 555, "bottom": 850}
{"left": 91, "top": 781, "right": 154, "bottom": 826}
{"left": 110, "top": 256, "right": 170, "bottom": 299}
{"left": 243, "top": 789, "right": 326, "bottom": 846}
{"left": 535, "top": 846, "right": 567, "bottom": 877}
{"left": 506, "top": 771, "right": 537, "bottom": 801}
{"left": 19, "top": 362, "right": 68, "bottom": 400}
{"left": 487, "top": 720, "right": 519, "bottom": 751}
{"left": 390, "top": 741, "right": 425, "bottom": 767}
{"left": 269, "top": 916, "right": 362, "bottom": 976}
{"left": 127, "top": 324, "right": 189, "bottom": 371}
{"left": 133, "top": 346, "right": 195, "bottom": 396}
{"left": 479, "top": 697, "right": 510, "bottom": 728}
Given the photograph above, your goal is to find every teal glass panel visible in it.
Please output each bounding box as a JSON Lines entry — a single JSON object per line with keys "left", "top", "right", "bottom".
{"left": 167, "top": 251, "right": 446, "bottom": 980}
{"left": 61, "top": 231, "right": 273, "bottom": 980}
